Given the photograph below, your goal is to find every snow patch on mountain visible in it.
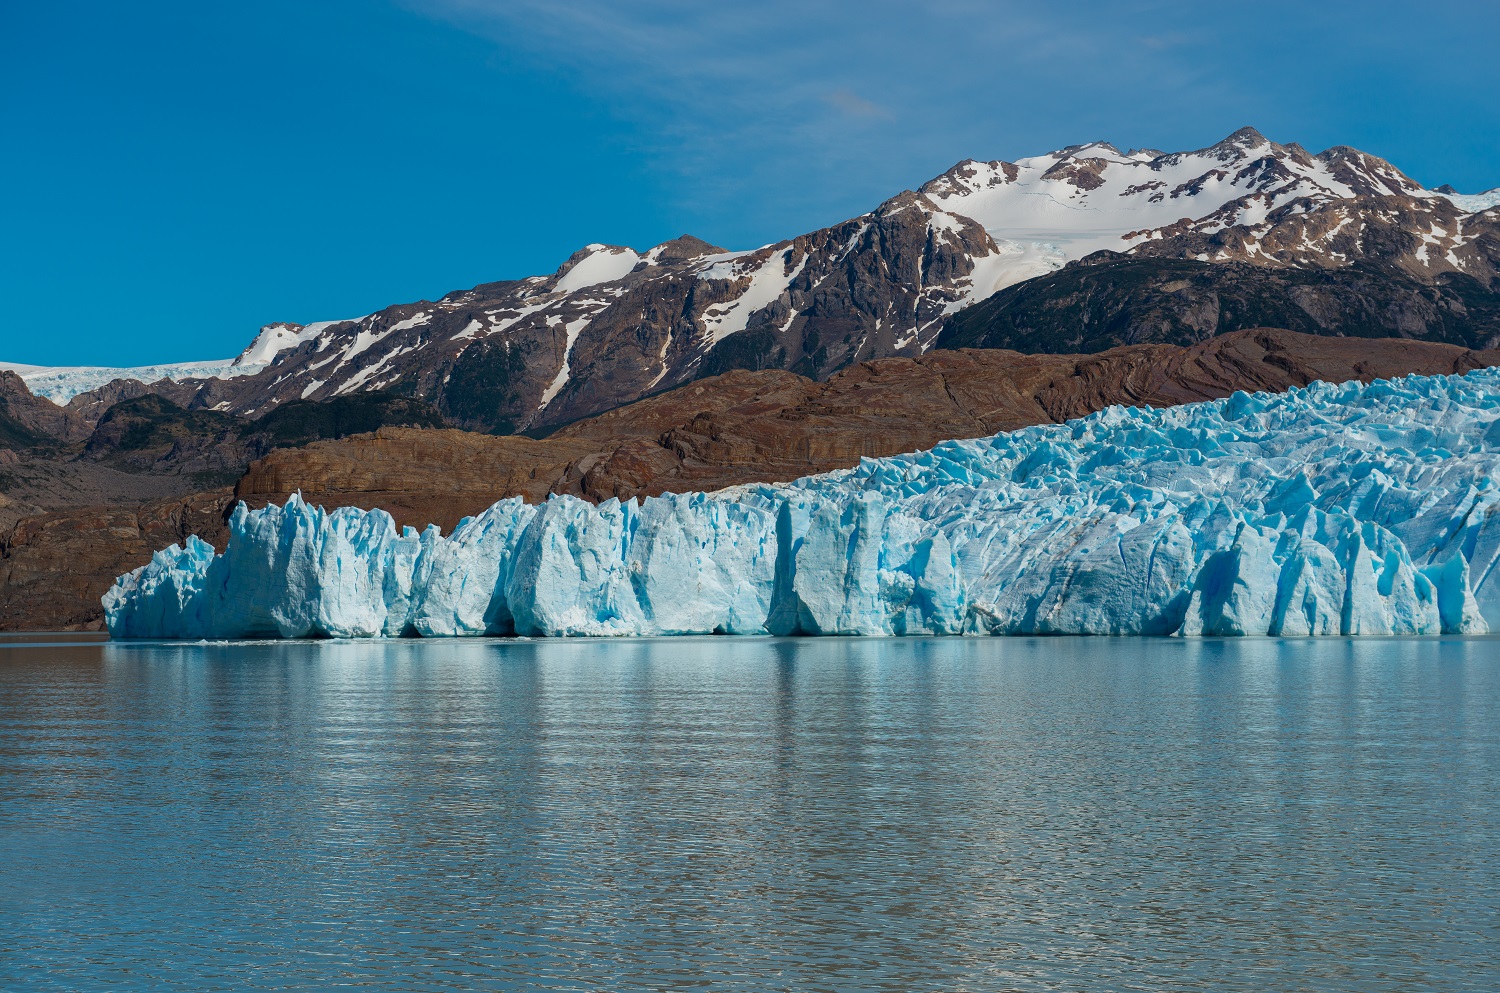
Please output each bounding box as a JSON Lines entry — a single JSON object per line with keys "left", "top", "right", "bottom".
{"left": 452, "top": 319, "right": 485, "bottom": 342}
{"left": 386, "top": 312, "right": 432, "bottom": 334}
{"left": 698, "top": 249, "right": 804, "bottom": 344}
{"left": 538, "top": 316, "right": 593, "bottom": 409}
{"left": 234, "top": 325, "right": 311, "bottom": 371}
{"left": 926, "top": 133, "right": 1325, "bottom": 267}
{"left": 553, "top": 245, "right": 642, "bottom": 294}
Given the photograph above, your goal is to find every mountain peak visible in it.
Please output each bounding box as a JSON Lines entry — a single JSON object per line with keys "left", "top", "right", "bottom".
{"left": 1053, "top": 141, "right": 1123, "bottom": 159}
{"left": 649, "top": 235, "right": 727, "bottom": 261}
{"left": 1217, "top": 125, "right": 1268, "bottom": 148}
{"left": 233, "top": 322, "right": 315, "bottom": 370}
{"left": 1319, "top": 144, "right": 1362, "bottom": 160}
{"left": 559, "top": 243, "right": 634, "bottom": 268}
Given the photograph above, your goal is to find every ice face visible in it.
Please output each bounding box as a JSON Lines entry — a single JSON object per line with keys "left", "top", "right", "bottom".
{"left": 105, "top": 369, "right": 1500, "bottom": 639}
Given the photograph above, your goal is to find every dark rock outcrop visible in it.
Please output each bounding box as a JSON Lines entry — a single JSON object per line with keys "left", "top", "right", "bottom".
{"left": 0, "top": 490, "right": 233, "bottom": 631}
{"left": 0, "top": 382, "right": 451, "bottom": 534}
{"left": 0, "top": 371, "right": 91, "bottom": 446}
{"left": 937, "top": 257, "right": 1500, "bottom": 354}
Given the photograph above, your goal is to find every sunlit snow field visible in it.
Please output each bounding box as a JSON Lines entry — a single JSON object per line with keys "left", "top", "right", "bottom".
{"left": 2, "top": 634, "right": 1496, "bottom": 992}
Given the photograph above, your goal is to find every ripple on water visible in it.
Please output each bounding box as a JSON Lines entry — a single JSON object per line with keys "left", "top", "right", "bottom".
{"left": 0, "top": 635, "right": 1497, "bottom": 992}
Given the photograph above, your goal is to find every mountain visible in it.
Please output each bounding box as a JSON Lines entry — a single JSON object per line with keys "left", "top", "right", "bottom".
{"left": 38, "top": 127, "right": 1495, "bottom": 435}
{"left": 0, "top": 370, "right": 449, "bottom": 535}
{"left": 0, "top": 371, "right": 92, "bottom": 445}
{"left": 15, "top": 328, "right": 1496, "bottom": 632}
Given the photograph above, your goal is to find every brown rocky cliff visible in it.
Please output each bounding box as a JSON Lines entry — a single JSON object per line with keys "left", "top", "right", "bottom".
{"left": 0, "top": 371, "right": 92, "bottom": 444}
{"left": 0, "top": 489, "right": 233, "bottom": 631}
{"left": 233, "top": 430, "right": 603, "bottom": 532}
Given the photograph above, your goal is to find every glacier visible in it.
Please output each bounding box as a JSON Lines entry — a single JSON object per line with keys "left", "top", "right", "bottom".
{"left": 104, "top": 369, "right": 1500, "bottom": 640}
{"left": 0, "top": 359, "right": 243, "bottom": 404}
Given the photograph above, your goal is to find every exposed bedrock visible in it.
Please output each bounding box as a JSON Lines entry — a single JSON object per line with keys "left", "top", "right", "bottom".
{"left": 1, "top": 490, "right": 233, "bottom": 632}
{"left": 938, "top": 257, "right": 1500, "bottom": 354}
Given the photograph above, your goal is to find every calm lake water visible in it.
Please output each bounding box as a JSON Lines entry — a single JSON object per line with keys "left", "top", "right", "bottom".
{"left": 1, "top": 634, "right": 1497, "bottom": 992}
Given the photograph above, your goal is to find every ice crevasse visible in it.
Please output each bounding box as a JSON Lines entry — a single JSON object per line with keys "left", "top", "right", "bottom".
{"left": 105, "top": 369, "right": 1500, "bottom": 639}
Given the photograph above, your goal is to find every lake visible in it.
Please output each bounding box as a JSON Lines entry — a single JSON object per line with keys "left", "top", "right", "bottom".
{"left": 1, "top": 634, "right": 1497, "bottom": 991}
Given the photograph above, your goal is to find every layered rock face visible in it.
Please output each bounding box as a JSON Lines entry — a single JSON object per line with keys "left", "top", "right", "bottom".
{"left": 106, "top": 367, "right": 1500, "bottom": 639}
{"left": 0, "top": 490, "right": 232, "bottom": 631}
{"left": 234, "top": 330, "right": 1500, "bottom": 525}
{"left": 233, "top": 429, "right": 603, "bottom": 533}
{"left": 49, "top": 128, "right": 1496, "bottom": 435}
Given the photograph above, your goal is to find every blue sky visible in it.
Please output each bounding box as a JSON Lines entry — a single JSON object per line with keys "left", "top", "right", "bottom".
{"left": 3, "top": 0, "right": 1498, "bottom": 366}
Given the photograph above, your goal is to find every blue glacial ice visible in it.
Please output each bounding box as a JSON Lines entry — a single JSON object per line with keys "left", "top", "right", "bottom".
{"left": 105, "top": 369, "right": 1500, "bottom": 639}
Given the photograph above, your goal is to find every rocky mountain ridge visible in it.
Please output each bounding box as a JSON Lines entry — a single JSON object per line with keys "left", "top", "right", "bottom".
{"left": 233, "top": 328, "right": 1500, "bottom": 521}
{"left": 938, "top": 257, "right": 1500, "bottom": 354}
{"left": 29, "top": 128, "right": 1497, "bottom": 435}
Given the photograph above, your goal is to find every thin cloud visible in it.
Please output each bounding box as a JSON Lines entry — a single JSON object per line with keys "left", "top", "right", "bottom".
{"left": 1139, "top": 32, "right": 1197, "bottom": 51}
{"left": 403, "top": 3, "right": 1218, "bottom": 146}
{"left": 396, "top": 0, "right": 1356, "bottom": 242}
{"left": 824, "top": 89, "right": 892, "bottom": 120}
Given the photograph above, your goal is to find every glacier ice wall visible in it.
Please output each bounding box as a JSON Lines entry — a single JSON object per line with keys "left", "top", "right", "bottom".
{"left": 105, "top": 370, "right": 1500, "bottom": 639}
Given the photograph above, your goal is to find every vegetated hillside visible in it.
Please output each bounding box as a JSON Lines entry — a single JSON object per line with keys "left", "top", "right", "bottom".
{"left": 937, "top": 256, "right": 1500, "bottom": 354}
{"left": 33, "top": 127, "right": 1496, "bottom": 435}
{"left": 0, "top": 404, "right": 53, "bottom": 452}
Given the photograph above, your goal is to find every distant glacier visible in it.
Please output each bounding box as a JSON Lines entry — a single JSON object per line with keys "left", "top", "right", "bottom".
{"left": 104, "top": 370, "right": 1500, "bottom": 639}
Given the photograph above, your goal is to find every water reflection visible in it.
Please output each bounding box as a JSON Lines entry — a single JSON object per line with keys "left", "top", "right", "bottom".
{"left": 1, "top": 636, "right": 1496, "bottom": 991}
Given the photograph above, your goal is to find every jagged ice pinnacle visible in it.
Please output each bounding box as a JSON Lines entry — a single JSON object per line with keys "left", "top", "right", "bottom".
{"left": 105, "top": 369, "right": 1500, "bottom": 639}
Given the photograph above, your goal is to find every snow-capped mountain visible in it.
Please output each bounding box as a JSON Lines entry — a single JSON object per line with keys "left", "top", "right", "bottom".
{"left": 34, "top": 127, "right": 1500, "bottom": 432}
{"left": 922, "top": 127, "right": 1500, "bottom": 277}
